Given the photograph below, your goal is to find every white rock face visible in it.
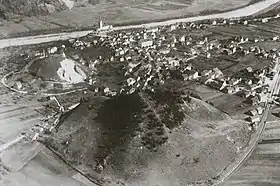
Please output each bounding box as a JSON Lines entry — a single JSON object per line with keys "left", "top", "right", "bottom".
{"left": 57, "top": 58, "right": 87, "bottom": 84}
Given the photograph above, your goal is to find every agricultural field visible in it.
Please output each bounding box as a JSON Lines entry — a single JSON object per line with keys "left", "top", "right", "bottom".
{"left": 0, "top": 147, "right": 88, "bottom": 186}
{"left": 0, "top": 48, "right": 89, "bottom": 186}
{"left": 223, "top": 54, "right": 271, "bottom": 76}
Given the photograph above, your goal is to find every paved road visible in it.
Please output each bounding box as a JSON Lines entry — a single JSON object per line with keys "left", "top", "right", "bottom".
{"left": 0, "top": 0, "right": 279, "bottom": 49}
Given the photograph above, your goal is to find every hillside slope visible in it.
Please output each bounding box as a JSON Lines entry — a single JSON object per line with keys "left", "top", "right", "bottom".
{"left": 0, "top": 0, "right": 68, "bottom": 19}
{"left": 47, "top": 91, "right": 250, "bottom": 186}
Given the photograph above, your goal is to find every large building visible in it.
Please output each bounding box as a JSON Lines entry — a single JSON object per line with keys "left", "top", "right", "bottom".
{"left": 139, "top": 39, "right": 153, "bottom": 48}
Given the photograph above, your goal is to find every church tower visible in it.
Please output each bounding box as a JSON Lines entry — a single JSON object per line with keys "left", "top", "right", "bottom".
{"left": 99, "top": 17, "right": 103, "bottom": 29}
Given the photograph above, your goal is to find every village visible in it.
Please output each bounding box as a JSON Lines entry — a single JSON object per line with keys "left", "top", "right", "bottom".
{"left": 17, "top": 12, "right": 280, "bottom": 138}
{"left": 2, "top": 10, "right": 280, "bottom": 186}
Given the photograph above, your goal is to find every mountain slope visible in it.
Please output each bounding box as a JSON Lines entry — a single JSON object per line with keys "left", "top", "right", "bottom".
{"left": 0, "top": 0, "right": 68, "bottom": 19}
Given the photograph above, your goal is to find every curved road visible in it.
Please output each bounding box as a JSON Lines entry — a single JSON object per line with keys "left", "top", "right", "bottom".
{"left": 0, "top": 0, "right": 279, "bottom": 49}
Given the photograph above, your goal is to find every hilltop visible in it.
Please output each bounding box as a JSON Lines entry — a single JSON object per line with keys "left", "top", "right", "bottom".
{"left": 47, "top": 89, "right": 250, "bottom": 186}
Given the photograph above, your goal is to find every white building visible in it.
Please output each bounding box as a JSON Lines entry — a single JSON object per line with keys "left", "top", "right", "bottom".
{"left": 248, "top": 116, "right": 260, "bottom": 123}
{"left": 139, "top": 39, "right": 153, "bottom": 48}
{"left": 97, "top": 19, "right": 113, "bottom": 32}
{"left": 256, "top": 107, "right": 264, "bottom": 115}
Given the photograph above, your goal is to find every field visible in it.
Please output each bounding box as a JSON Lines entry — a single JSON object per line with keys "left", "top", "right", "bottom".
{"left": 0, "top": 48, "right": 93, "bottom": 186}
{"left": 0, "top": 0, "right": 257, "bottom": 38}
{"left": 223, "top": 54, "right": 271, "bottom": 76}
{"left": 207, "top": 17, "right": 280, "bottom": 40}
{"left": 187, "top": 55, "right": 238, "bottom": 72}
{"left": 1, "top": 147, "right": 89, "bottom": 186}
{"left": 208, "top": 94, "right": 252, "bottom": 116}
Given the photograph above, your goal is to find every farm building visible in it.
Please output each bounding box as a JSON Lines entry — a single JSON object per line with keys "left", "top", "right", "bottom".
{"left": 247, "top": 115, "right": 261, "bottom": 123}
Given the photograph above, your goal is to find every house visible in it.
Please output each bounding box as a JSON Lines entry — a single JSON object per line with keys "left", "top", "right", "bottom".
{"left": 229, "top": 78, "right": 242, "bottom": 86}
{"left": 221, "top": 48, "right": 232, "bottom": 55}
{"left": 201, "top": 69, "right": 213, "bottom": 77}
{"left": 170, "top": 25, "right": 177, "bottom": 31}
{"left": 250, "top": 84, "right": 261, "bottom": 91}
{"left": 183, "top": 70, "right": 199, "bottom": 81}
{"left": 32, "top": 133, "right": 40, "bottom": 141}
{"left": 247, "top": 115, "right": 261, "bottom": 123}
{"left": 190, "top": 71, "right": 199, "bottom": 80}
{"left": 262, "top": 18, "right": 268, "bottom": 23}
{"left": 139, "top": 39, "right": 153, "bottom": 48}
{"left": 15, "top": 81, "right": 23, "bottom": 90}
{"left": 226, "top": 86, "right": 235, "bottom": 94}
{"left": 146, "top": 27, "right": 158, "bottom": 33}
{"left": 251, "top": 90, "right": 257, "bottom": 97}
{"left": 272, "top": 36, "right": 279, "bottom": 41}
{"left": 212, "top": 68, "right": 223, "bottom": 79}
{"left": 205, "top": 79, "right": 215, "bottom": 85}
{"left": 256, "top": 106, "right": 264, "bottom": 115}
{"left": 180, "top": 35, "right": 186, "bottom": 43}
{"left": 183, "top": 74, "right": 190, "bottom": 81}
{"left": 246, "top": 67, "right": 253, "bottom": 73}
{"left": 233, "top": 86, "right": 242, "bottom": 93}
{"left": 208, "top": 80, "right": 225, "bottom": 90}
{"left": 249, "top": 109, "right": 258, "bottom": 116}
{"left": 127, "top": 77, "right": 136, "bottom": 86}
{"left": 159, "top": 48, "right": 170, "bottom": 54}
{"left": 245, "top": 79, "right": 253, "bottom": 85}
{"left": 244, "top": 91, "right": 251, "bottom": 98}
{"left": 219, "top": 80, "right": 227, "bottom": 90}
{"left": 48, "top": 47, "right": 58, "bottom": 54}
{"left": 258, "top": 93, "right": 268, "bottom": 103}
{"left": 184, "top": 63, "right": 193, "bottom": 71}
{"left": 247, "top": 95, "right": 260, "bottom": 106}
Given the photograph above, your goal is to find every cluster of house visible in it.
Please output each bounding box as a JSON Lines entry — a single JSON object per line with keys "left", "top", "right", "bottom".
{"left": 24, "top": 11, "right": 280, "bottom": 102}
{"left": 64, "top": 17, "right": 278, "bottom": 98}
{"left": 245, "top": 106, "right": 264, "bottom": 131}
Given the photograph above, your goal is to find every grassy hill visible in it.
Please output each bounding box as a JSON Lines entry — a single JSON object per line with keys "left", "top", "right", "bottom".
{"left": 47, "top": 90, "right": 250, "bottom": 185}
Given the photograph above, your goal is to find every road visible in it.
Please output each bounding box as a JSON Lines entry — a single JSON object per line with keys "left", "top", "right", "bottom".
{"left": 215, "top": 58, "right": 280, "bottom": 185}
{"left": 1, "top": 70, "right": 87, "bottom": 96}
{"left": 0, "top": 0, "right": 279, "bottom": 49}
